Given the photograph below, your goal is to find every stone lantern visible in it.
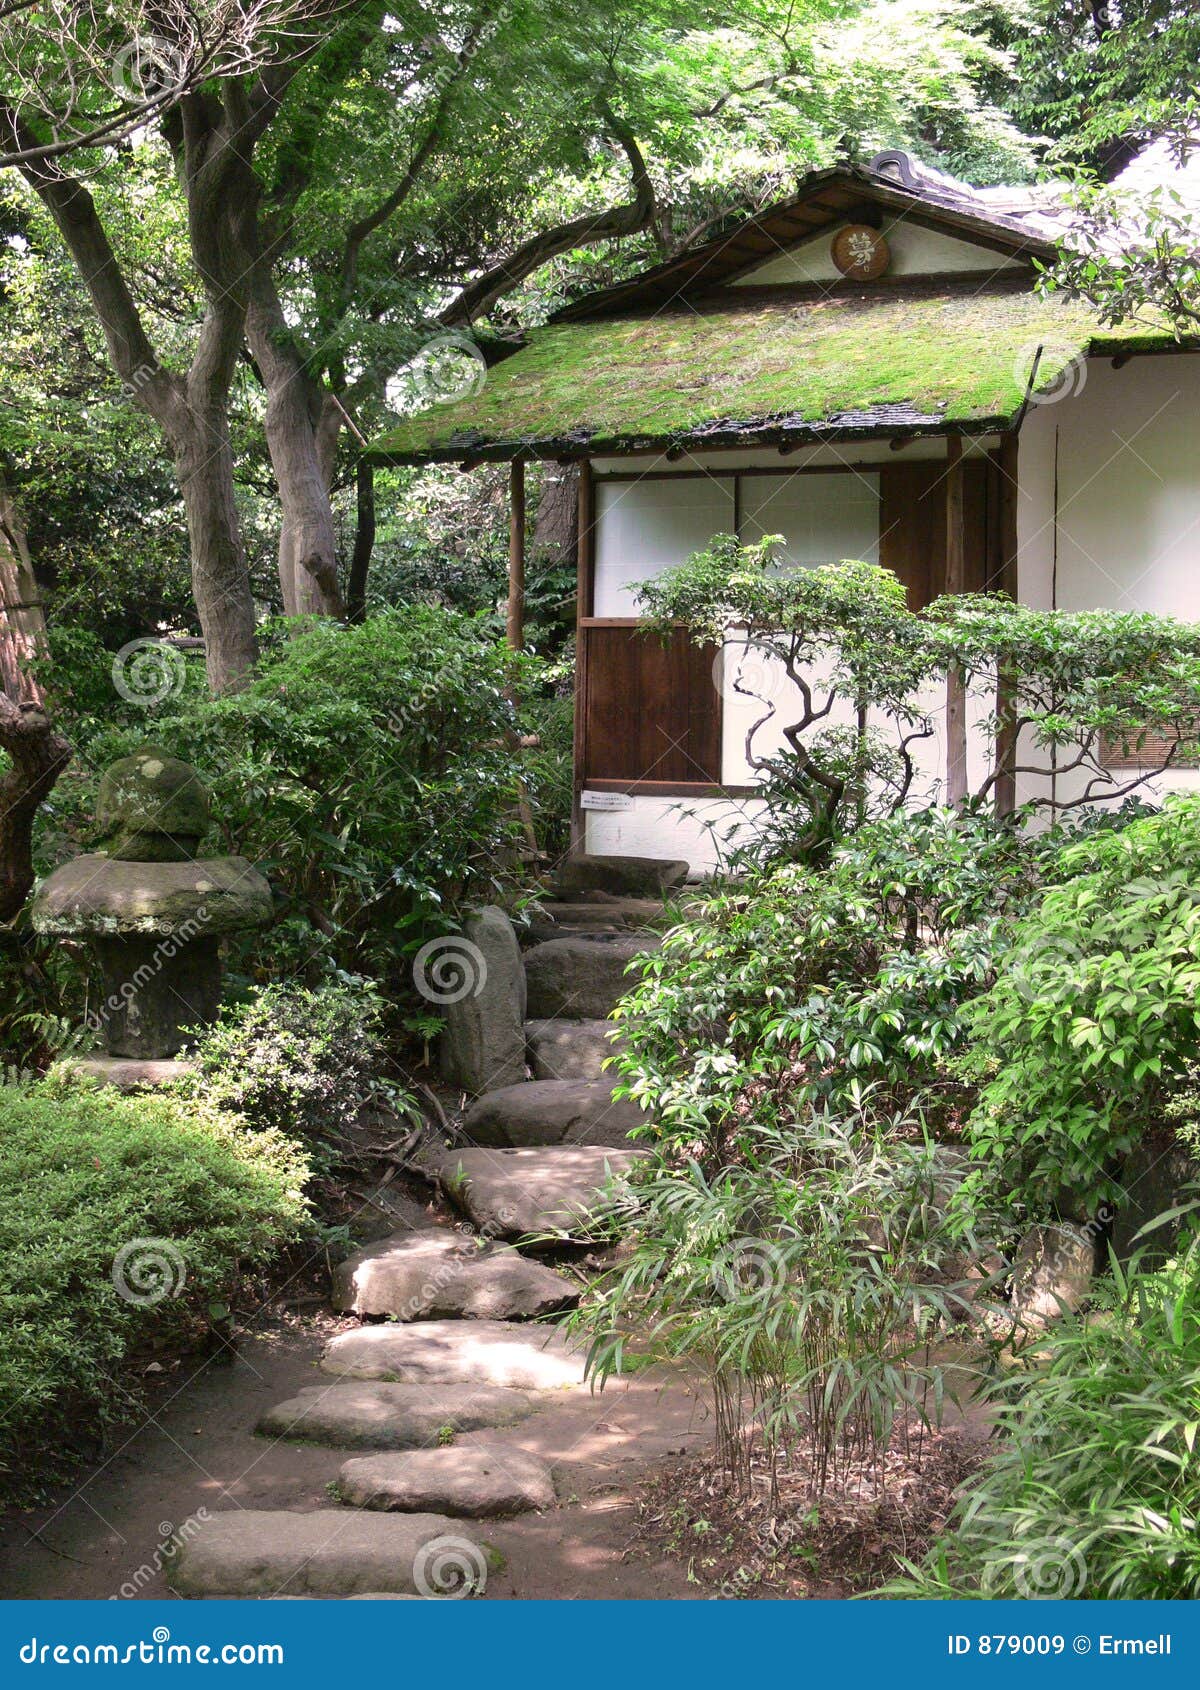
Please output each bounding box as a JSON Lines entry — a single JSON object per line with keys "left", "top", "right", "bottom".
{"left": 32, "top": 747, "right": 272, "bottom": 1084}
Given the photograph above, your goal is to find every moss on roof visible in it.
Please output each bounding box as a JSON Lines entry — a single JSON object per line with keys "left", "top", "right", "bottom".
{"left": 367, "top": 289, "right": 1180, "bottom": 464}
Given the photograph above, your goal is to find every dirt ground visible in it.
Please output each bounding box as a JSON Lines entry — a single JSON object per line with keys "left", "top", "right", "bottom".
{"left": 0, "top": 1306, "right": 717, "bottom": 1602}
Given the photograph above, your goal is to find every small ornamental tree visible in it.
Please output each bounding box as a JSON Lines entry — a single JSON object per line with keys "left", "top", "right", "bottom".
{"left": 642, "top": 541, "right": 1200, "bottom": 858}
{"left": 639, "top": 538, "right": 938, "bottom": 860}
{"left": 929, "top": 594, "right": 1200, "bottom": 811}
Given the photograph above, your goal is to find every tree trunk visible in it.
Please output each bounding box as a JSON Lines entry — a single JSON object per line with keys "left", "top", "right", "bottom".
{"left": 0, "top": 694, "right": 70, "bottom": 922}
{"left": 531, "top": 464, "right": 579, "bottom": 570}
{"left": 246, "top": 287, "right": 344, "bottom": 618}
{"left": 0, "top": 467, "right": 46, "bottom": 705}
{"left": 346, "top": 456, "right": 375, "bottom": 624}
{"left": 170, "top": 411, "right": 259, "bottom": 694}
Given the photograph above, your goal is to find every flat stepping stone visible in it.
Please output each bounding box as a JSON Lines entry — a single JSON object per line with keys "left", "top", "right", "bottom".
{"left": 557, "top": 853, "right": 687, "bottom": 899}
{"left": 257, "top": 1381, "right": 533, "bottom": 1448}
{"left": 324, "top": 1318, "right": 586, "bottom": 1391}
{"left": 438, "top": 1144, "right": 644, "bottom": 1239}
{"left": 462, "top": 1078, "right": 642, "bottom": 1149}
{"left": 526, "top": 899, "right": 670, "bottom": 943}
{"left": 173, "top": 1509, "right": 493, "bottom": 1598}
{"left": 338, "top": 1447, "right": 556, "bottom": 1517}
{"left": 332, "top": 1228, "right": 578, "bottom": 1321}
{"left": 526, "top": 1018, "right": 625, "bottom": 1081}
{"left": 524, "top": 932, "right": 662, "bottom": 1020}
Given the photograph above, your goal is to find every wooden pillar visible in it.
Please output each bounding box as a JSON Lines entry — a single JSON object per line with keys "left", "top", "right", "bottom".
{"left": 570, "top": 460, "right": 594, "bottom": 855}
{"left": 993, "top": 432, "right": 1020, "bottom": 816}
{"left": 944, "top": 435, "right": 969, "bottom": 808}
{"left": 506, "top": 458, "right": 526, "bottom": 651}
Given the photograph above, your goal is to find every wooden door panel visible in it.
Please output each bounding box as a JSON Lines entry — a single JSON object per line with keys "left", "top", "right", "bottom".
{"left": 582, "top": 625, "right": 721, "bottom": 786}
{"left": 879, "top": 459, "right": 994, "bottom": 606}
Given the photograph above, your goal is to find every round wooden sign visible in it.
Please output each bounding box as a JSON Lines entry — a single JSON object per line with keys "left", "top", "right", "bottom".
{"left": 830, "top": 224, "right": 890, "bottom": 281}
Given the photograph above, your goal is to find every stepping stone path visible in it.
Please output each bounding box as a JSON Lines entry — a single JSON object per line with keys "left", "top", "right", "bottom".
{"left": 175, "top": 1510, "right": 493, "bottom": 1598}
{"left": 324, "top": 1319, "right": 587, "bottom": 1391}
{"left": 332, "top": 1228, "right": 578, "bottom": 1321}
{"left": 257, "top": 1381, "right": 534, "bottom": 1448}
{"left": 524, "top": 932, "right": 661, "bottom": 1021}
{"left": 337, "top": 1448, "right": 556, "bottom": 1517}
{"left": 438, "top": 1145, "right": 644, "bottom": 1240}
{"left": 462, "top": 1078, "right": 642, "bottom": 1149}
{"left": 525, "top": 1017, "right": 625, "bottom": 1080}
{"left": 169, "top": 855, "right": 679, "bottom": 1600}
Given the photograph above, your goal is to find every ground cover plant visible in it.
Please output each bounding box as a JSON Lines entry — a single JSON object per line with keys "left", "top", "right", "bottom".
{"left": 0, "top": 1076, "right": 309, "bottom": 1499}
{"left": 959, "top": 795, "right": 1200, "bottom": 1212}
{"left": 892, "top": 1233, "right": 1200, "bottom": 1599}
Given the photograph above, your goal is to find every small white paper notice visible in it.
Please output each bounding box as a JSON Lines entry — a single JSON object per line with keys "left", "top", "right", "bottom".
{"left": 581, "top": 790, "right": 635, "bottom": 811}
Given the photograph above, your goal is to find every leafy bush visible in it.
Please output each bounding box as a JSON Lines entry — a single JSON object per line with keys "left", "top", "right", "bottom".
{"left": 66, "top": 610, "right": 532, "bottom": 986}
{"left": 576, "top": 1101, "right": 986, "bottom": 1499}
{"left": 0, "top": 1077, "right": 308, "bottom": 1493}
{"left": 960, "top": 796, "right": 1200, "bottom": 1210}
{"left": 613, "top": 809, "right": 1059, "bottom": 1163}
{"left": 893, "top": 1237, "right": 1200, "bottom": 1599}
{"left": 185, "top": 977, "right": 408, "bottom": 1149}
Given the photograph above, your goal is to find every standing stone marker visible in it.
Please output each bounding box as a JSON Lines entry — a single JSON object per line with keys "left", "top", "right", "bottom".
{"left": 31, "top": 747, "right": 271, "bottom": 1079}
{"left": 440, "top": 905, "right": 528, "bottom": 1095}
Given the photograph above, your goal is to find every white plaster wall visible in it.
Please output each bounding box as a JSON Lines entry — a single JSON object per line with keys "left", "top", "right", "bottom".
{"left": 584, "top": 795, "right": 770, "bottom": 875}
{"left": 592, "top": 476, "right": 734, "bottom": 615}
{"left": 731, "top": 220, "right": 1022, "bottom": 286}
{"left": 1015, "top": 352, "right": 1200, "bottom": 810}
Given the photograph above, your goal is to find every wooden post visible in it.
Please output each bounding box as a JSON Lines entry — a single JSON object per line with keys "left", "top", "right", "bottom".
{"left": 570, "top": 460, "right": 594, "bottom": 855}
{"left": 507, "top": 458, "right": 526, "bottom": 651}
{"left": 993, "top": 433, "right": 1020, "bottom": 816}
{"left": 944, "top": 435, "right": 969, "bottom": 808}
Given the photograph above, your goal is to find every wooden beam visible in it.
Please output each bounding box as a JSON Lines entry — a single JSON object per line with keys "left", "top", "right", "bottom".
{"left": 506, "top": 458, "right": 526, "bottom": 651}
{"left": 993, "top": 433, "right": 1020, "bottom": 816}
{"left": 944, "top": 435, "right": 969, "bottom": 808}
{"left": 570, "top": 460, "right": 595, "bottom": 854}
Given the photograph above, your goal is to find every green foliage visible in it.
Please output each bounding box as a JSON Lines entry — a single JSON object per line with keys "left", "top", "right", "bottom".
{"left": 612, "top": 809, "right": 1057, "bottom": 1163}
{"left": 930, "top": 594, "right": 1200, "bottom": 800}
{"left": 0, "top": 1076, "right": 309, "bottom": 1494}
{"left": 576, "top": 1102, "right": 984, "bottom": 1497}
{"left": 960, "top": 797, "right": 1200, "bottom": 1211}
{"left": 640, "top": 550, "right": 1200, "bottom": 861}
{"left": 892, "top": 1238, "right": 1200, "bottom": 1599}
{"left": 75, "top": 610, "right": 530, "bottom": 985}
{"left": 184, "top": 977, "right": 408, "bottom": 1149}
{"left": 1041, "top": 177, "right": 1200, "bottom": 339}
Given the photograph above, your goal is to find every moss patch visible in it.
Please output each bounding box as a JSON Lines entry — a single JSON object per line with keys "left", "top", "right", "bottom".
{"left": 369, "top": 291, "right": 1180, "bottom": 463}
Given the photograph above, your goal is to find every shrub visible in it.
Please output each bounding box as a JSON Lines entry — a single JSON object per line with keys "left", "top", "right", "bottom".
{"left": 576, "top": 1100, "right": 986, "bottom": 1500}
{"left": 185, "top": 977, "right": 408, "bottom": 1148}
{"left": 54, "top": 610, "right": 534, "bottom": 987}
{"left": 612, "top": 809, "right": 1059, "bottom": 1164}
{"left": 892, "top": 1236, "right": 1200, "bottom": 1599}
{"left": 960, "top": 796, "right": 1200, "bottom": 1211}
{"left": 0, "top": 1077, "right": 308, "bottom": 1493}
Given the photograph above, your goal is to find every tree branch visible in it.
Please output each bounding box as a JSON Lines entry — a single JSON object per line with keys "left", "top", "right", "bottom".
{"left": 439, "top": 107, "right": 657, "bottom": 327}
